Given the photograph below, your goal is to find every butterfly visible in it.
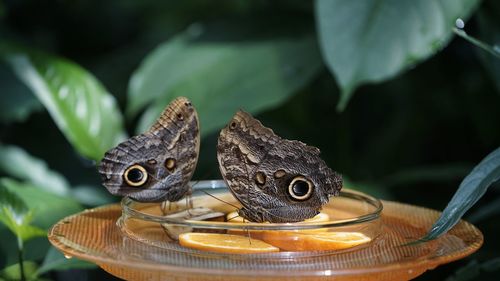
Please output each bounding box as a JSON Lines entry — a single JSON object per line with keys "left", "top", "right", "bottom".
{"left": 217, "top": 110, "right": 342, "bottom": 223}
{"left": 98, "top": 97, "right": 199, "bottom": 202}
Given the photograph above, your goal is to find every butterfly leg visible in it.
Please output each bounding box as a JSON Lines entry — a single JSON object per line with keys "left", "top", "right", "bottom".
{"left": 246, "top": 227, "right": 252, "bottom": 245}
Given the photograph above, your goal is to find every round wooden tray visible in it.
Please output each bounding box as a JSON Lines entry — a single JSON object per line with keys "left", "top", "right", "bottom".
{"left": 48, "top": 200, "right": 482, "bottom": 281}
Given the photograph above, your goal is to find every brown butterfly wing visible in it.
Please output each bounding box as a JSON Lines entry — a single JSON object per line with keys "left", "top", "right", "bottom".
{"left": 98, "top": 97, "right": 199, "bottom": 202}
{"left": 217, "top": 110, "right": 342, "bottom": 222}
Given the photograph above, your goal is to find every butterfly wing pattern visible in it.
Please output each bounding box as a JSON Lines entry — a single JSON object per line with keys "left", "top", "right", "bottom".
{"left": 217, "top": 110, "right": 342, "bottom": 223}
{"left": 98, "top": 97, "right": 199, "bottom": 202}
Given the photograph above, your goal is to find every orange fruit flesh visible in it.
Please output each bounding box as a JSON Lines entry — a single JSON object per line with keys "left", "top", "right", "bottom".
{"left": 178, "top": 212, "right": 371, "bottom": 253}
{"left": 261, "top": 231, "right": 371, "bottom": 251}
{"left": 224, "top": 212, "right": 371, "bottom": 251}
{"left": 179, "top": 233, "right": 279, "bottom": 254}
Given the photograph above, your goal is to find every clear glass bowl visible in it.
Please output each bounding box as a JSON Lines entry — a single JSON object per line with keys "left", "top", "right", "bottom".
{"left": 118, "top": 180, "right": 383, "bottom": 259}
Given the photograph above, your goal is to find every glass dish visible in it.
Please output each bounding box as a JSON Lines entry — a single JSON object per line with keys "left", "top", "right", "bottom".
{"left": 118, "top": 180, "right": 383, "bottom": 258}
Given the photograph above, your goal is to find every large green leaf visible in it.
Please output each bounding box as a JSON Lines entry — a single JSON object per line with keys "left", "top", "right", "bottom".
{"left": 0, "top": 185, "right": 45, "bottom": 243}
{"left": 0, "top": 144, "right": 113, "bottom": 206}
{"left": 1, "top": 178, "right": 82, "bottom": 229}
{"left": 315, "top": 0, "right": 481, "bottom": 110}
{"left": 128, "top": 30, "right": 322, "bottom": 136}
{"left": 421, "top": 147, "right": 500, "bottom": 241}
{"left": 0, "top": 144, "right": 70, "bottom": 196}
{"left": 0, "top": 44, "right": 126, "bottom": 161}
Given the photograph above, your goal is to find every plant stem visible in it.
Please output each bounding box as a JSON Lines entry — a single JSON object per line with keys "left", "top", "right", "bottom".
{"left": 17, "top": 236, "right": 26, "bottom": 281}
{"left": 453, "top": 28, "right": 500, "bottom": 59}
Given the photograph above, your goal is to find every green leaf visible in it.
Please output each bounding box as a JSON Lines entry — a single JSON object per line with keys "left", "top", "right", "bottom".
{"left": 1, "top": 261, "right": 39, "bottom": 281}
{"left": 0, "top": 228, "right": 55, "bottom": 269}
{"left": 128, "top": 28, "right": 322, "bottom": 136}
{"left": 421, "top": 147, "right": 500, "bottom": 241}
{"left": 0, "top": 64, "right": 42, "bottom": 123}
{"left": 0, "top": 144, "right": 70, "bottom": 196}
{"left": 16, "top": 224, "right": 47, "bottom": 242}
{"left": 315, "top": 0, "right": 481, "bottom": 110}
{"left": 0, "top": 145, "right": 113, "bottom": 206}
{"left": 37, "top": 247, "right": 95, "bottom": 275}
{"left": 0, "top": 185, "right": 46, "bottom": 243}
{"left": 1, "top": 178, "right": 82, "bottom": 229}
{"left": 0, "top": 44, "right": 126, "bottom": 161}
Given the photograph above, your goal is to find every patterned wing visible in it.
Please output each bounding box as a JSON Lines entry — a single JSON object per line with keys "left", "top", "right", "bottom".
{"left": 98, "top": 97, "right": 199, "bottom": 202}
{"left": 217, "top": 110, "right": 342, "bottom": 222}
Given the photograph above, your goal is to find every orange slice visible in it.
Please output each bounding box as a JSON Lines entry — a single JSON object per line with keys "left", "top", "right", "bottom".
{"left": 179, "top": 233, "right": 280, "bottom": 254}
{"left": 261, "top": 231, "right": 371, "bottom": 251}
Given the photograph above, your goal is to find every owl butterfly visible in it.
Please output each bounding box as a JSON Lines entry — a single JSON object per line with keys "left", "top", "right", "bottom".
{"left": 217, "top": 110, "right": 342, "bottom": 223}
{"left": 98, "top": 97, "right": 199, "bottom": 202}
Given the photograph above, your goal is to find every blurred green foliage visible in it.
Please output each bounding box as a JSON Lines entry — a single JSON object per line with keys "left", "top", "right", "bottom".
{"left": 0, "top": 0, "right": 499, "bottom": 280}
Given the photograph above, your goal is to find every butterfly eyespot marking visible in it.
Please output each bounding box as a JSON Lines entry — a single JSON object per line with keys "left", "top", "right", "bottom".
{"left": 288, "top": 176, "right": 313, "bottom": 201}
{"left": 124, "top": 165, "right": 148, "bottom": 187}
{"left": 147, "top": 159, "right": 157, "bottom": 165}
{"left": 184, "top": 101, "right": 192, "bottom": 106}
{"left": 229, "top": 121, "right": 237, "bottom": 129}
{"left": 255, "top": 171, "right": 266, "bottom": 185}
{"left": 274, "top": 169, "right": 286, "bottom": 178}
{"left": 165, "top": 158, "right": 176, "bottom": 171}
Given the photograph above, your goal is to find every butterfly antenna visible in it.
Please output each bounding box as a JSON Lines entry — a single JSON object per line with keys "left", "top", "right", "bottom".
{"left": 246, "top": 227, "right": 252, "bottom": 245}
{"left": 184, "top": 196, "right": 194, "bottom": 216}
{"left": 188, "top": 194, "right": 193, "bottom": 209}
{"left": 226, "top": 214, "right": 243, "bottom": 222}
{"left": 201, "top": 190, "right": 240, "bottom": 210}
{"left": 191, "top": 179, "right": 201, "bottom": 188}
{"left": 184, "top": 187, "right": 194, "bottom": 211}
